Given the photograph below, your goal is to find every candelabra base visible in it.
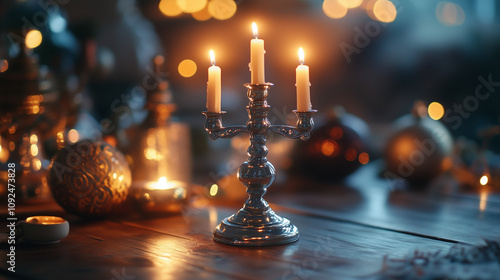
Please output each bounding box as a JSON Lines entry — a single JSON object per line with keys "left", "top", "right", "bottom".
{"left": 213, "top": 208, "right": 299, "bottom": 246}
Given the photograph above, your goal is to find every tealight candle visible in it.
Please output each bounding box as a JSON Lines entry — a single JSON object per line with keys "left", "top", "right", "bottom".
{"left": 131, "top": 177, "right": 187, "bottom": 215}
{"left": 17, "top": 216, "right": 69, "bottom": 244}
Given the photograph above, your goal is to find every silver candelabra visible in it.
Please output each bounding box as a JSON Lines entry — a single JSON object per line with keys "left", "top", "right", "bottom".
{"left": 203, "top": 83, "right": 316, "bottom": 246}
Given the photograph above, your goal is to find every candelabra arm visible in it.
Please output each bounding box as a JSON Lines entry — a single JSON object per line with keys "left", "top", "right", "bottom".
{"left": 270, "top": 110, "right": 317, "bottom": 140}
{"left": 202, "top": 111, "right": 248, "bottom": 140}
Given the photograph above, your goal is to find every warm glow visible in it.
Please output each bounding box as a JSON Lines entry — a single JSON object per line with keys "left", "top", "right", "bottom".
{"left": 30, "top": 134, "right": 38, "bottom": 144}
{"left": 323, "top": 0, "right": 348, "bottom": 19}
{"left": 209, "top": 50, "right": 215, "bottom": 66}
{"left": 26, "top": 216, "right": 66, "bottom": 225}
{"left": 192, "top": 4, "right": 211, "bottom": 21}
{"left": 321, "top": 140, "right": 337, "bottom": 156}
{"left": 25, "top": 30, "right": 43, "bottom": 49}
{"left": 479, "top": 190, "right": 488, "bottom": 212}
{"left": 178, "top": 59, "right": 197, "bottom": 78}
{"left": 394, "top": 138, "right": 414, "bottom": 155}
{"left": 209, "top": 183, "right": 218, "bottom": 196}
{"left": 252, "top": 22, "right": 258, "bottom": 38}
{"left": 428, "top": 102, "right": 445, "bottom": 120}
{"left": 154, "top": 177, "right": 173, "bottom": 190}
{"left": 30, "top": 144, "right": 39, "bottom": 156}
{"left": 480, "top": 175, "right": 489, "bottom": 186}
{"left": 32, "top": 158, "right": 41, "bottom": 171}
{"left": 176, "top": 0, "right": 207, "bottom": 13}
{"left": 436, "top": 2, "right": 465, "bottom": 26}
{"left": 0, "top": 60, "right": 8, "bottom": 72}
{"left": 298, "top": 47, "right": 305, "bottom": 65}
{"left": 159, "top": 0, "right": 183, "bottom": 17}
{"left": 359, "top": 152, "right": 370, "bottom": 164}
{"left": 208, "top": 0, "right": 237, "bottom": 20}
{"left": 373, "top": 0, "right": 397, "bottom": 23}
{"left": 338, "top": 0, "right": 363, "bottom": 9}
{"left": 68, "top": 129, "right": 79, "bottom": 143}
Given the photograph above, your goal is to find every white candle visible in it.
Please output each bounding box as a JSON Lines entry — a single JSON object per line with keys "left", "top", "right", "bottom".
{"left": 207, "top": 50, "right": 221, "bottom": 112}
{"left": 250, "top": 22, "right": 265, "bottom": 84}
{"left": 296, "top": 47, "right": 311, "bottom": 111}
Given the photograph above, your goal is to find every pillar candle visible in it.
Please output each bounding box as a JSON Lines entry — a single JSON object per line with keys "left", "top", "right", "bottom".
{"left": 207, "top": 50, "right": 221, "bottom": 112}
{"left": 296, "top": 47, "right": 311, "bottom": 111}
{"left": 250, "top": 22, "right": 265, "bottom": 84}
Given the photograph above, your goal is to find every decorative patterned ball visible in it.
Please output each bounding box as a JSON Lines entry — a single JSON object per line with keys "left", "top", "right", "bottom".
{"left": 48, "top": 140, "right": 131, "bottom": 217}
{"left": 384, "top": 104, "right": 453, "bottom": 185}
{"left": 290, "top": 107, "right": 370, "bottom": 183}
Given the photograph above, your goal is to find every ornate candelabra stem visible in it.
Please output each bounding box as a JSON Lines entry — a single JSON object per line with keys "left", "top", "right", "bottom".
{"left": 203, "top": 83, "right": 316, "bottom": 246}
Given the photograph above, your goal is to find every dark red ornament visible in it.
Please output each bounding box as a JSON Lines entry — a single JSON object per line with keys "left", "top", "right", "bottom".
{"left": 290, "top": 107, "right": 370, "bottom": 183}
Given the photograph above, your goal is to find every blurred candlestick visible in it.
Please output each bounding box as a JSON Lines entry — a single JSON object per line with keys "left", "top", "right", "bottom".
{"left": 250, "top": 22, "right": 265, "bottom": 84}
{"left": 207, "top": 50, "right": 221, "bottom": 112}
{"left": 296, "top": 47, "right": 311, "bottom": 111}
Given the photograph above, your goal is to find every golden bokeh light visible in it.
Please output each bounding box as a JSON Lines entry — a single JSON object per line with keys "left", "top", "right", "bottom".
{"left": 159, "top": 0, "right": 183, "bottom": 17}
{"left": 178, "top": 59, "right": 197, "bottom": 78}
{"left": 338, "top": 0, "right": 363, "bottom": 9}
{"left": 359, "top": 152, "right": 370, "bottom": 164}
{"left": 320, "top": 140, "right": 341, "bottom": 157}
{"left": 177, "top": 0, "right": 207, "bottom": 13}
{"left": 68, "top": 129, "right": 79, "bottom": 143}
{"left": 208, "top": 0, "right": 237, "bottom": 20}
{"left": 30, "top": 134, "right": 38, "bottom": 144}
{"left": 480, "top": 175, "right": 489, "bottom": 186}
{"left": 428, "top": 102, "right": 445, "bottom": 120}
{"left": 30, "top": 144, "right": 39, "bottom": 156}
{"left": 373, "top": 0, "right": 397, "bottom": 23}
{"left": 436, "top": 2, "right": 465, "bottom": 26}
{"left": 0, "top": 60, "right": 8, "bottom": 73}
{"left": 32, "top": 159, "right": 42, "bottom": 171}
{"left": 25, "top": 30, "right": 43, "bottom": 49}
{"left": 192, "top": 4, "right": 211, "bottom": 21}
{"left": 209, "top": 183, "right": 219, "bottom": 196}
{"left": 323, "top": 0, "right": 348, "bottom": 19}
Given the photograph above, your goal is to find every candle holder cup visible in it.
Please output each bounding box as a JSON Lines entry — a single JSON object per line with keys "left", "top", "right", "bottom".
{"left": 203, "top": 83, "right": 316, "bottom": 246}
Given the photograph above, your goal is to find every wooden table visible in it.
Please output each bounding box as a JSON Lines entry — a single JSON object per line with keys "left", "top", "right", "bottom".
{"left": 2, "top": 161, "right": 499, "bottom": 280}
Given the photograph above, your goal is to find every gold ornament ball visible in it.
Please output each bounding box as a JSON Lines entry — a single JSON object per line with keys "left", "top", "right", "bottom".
{"left": 49, "top": 140, "right": 132, "bottom": 217}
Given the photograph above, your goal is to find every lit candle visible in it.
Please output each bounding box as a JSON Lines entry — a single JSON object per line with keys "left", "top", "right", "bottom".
{"left": 207, "top": 50, "right": 221, "bottom": 112}
{"left": 250, "top": 22, "right": 265, "bottom": 84}
{"left": 296, "top": 47, "right": 311, "bottom": 111}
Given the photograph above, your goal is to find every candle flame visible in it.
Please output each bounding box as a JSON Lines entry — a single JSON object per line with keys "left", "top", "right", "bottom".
{"left": 209, "top": 50, "right": 215, "bottom": 66}
{"left": 480, "top": 175, "right": 489, "bottom": 186}
{"left": 298, "top": 47, "right": 305, "bottom": 64}
{"left": 252, "top": 22, "right": 258, "bottom": 38}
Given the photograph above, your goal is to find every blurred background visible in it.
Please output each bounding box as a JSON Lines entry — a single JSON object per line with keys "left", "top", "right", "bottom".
{"left": 1, "top": 0, "right": 500, "bottom": 203}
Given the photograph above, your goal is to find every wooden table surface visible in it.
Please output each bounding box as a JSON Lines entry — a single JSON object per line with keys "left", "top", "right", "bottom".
{"left": 2, "top": 161, "right": 499, "bottom": 280}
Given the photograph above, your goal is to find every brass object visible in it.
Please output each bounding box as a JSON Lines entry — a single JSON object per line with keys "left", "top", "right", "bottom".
{"left": 203, "top": 83, "right": 316, "bottom": 246}
{"left": 0, "top": 48, "right": 64, "bottom": 201}
{"left": 48, "top": 140, "right": 131, "bottom": 217}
